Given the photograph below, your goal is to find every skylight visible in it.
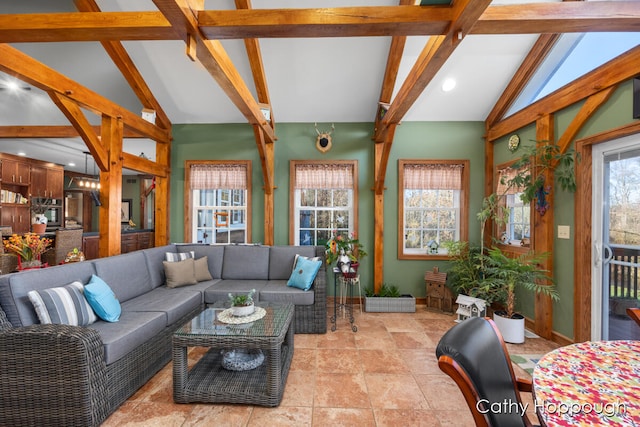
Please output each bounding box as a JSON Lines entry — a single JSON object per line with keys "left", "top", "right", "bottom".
{"left": 506, "top": 32, "right": 640, "bottom": 117}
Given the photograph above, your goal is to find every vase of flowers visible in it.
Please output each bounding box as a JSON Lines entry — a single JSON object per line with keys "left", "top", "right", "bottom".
{"left": 325, "top": 232, "right": 367, "bottom": 277}
{"left": 3, "top": 232, "right": 52, "bottom": 269}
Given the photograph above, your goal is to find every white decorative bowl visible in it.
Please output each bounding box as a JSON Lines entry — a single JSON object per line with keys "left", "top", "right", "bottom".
{"left": 231, "top": 303, "right": 255, "bottom": 317}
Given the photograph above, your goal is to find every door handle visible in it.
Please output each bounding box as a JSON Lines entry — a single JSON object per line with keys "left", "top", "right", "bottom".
{"left": 603, "top": 244, "right": 614, "bottom": 265}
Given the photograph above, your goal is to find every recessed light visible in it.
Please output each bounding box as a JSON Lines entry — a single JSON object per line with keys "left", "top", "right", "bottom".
{"left": 68, "top": 162, "right": 76, "bottom": 167}
{"left": 17, "top": 152, "right": 26, "bottom": 156}
{"left": 6, "top": 81, "right": 19, "bottom": 91}
{"left": 442, "top": 78, "right": 456, "bottom": 92}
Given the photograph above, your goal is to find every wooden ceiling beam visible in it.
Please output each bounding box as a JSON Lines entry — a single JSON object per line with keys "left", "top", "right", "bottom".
{"left": 48, "top": 91, "right": 108, "bottom": 172}
{"left": 485, "top": 34, "right": 560, "bottom": 128}
{"left": 0, "top": 44, "right": 170, "bottom": 143}
{"left": 1, "top": 3, "right": 637, "bottom": 43}
{"left": 153, "top": 0, "right": 276, "bottom": 144}
{"left": 473, "top": 1, "right": 640, "bottom": 35}
{"left": 0, "top": 125, "right": 145, "bottom": 138}
{"left": 122, "top": 152, "right": 168, "bottom": 177}
{"left": 487, "top": 44, "right": 640, "bottom": 142}
{"left": 0, "top": 12, "right": 176, "bottom": 42}
{"left": 375, "top": 0, "right": 492, "bottom": 141}
{"left": 74, "top": 0, "right": 172, "bottom": 131}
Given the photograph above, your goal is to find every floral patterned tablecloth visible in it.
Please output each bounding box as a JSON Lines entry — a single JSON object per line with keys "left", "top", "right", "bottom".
{"left": 533, "top": 340, "right": 640, "bottom": 426}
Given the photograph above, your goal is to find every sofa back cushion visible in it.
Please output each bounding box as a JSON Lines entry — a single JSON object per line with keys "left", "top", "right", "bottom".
{"left": 269, "top": 246, "right": 319, "bottom": 280}
{"left": 177, "top": 244, "right": 224, "bottom": 279}
{"left": 93, "top": 251, "right": 153, "bottom": 303}
{"left": 222, "top": 245, "right": 270, "bottom": 280}
{"left": 1, "top": 261, "right": 97, "bottom": 327}
{"left": 142, "top": 244, "right": 176, "bottom": 289}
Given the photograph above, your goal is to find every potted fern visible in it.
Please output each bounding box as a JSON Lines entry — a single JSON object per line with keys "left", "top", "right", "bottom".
{"left": 363, "top": 283, "right": 416, "bottom": 313}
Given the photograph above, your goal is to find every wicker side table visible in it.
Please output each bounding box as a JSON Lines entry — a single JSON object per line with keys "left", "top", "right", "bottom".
{"left": 172, "top": 302, "right": 294, "bottom": 407}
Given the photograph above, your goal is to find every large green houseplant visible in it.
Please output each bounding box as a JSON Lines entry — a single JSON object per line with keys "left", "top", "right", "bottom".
{"left": 445, "top": 141, "right": 576, "bottom": 341}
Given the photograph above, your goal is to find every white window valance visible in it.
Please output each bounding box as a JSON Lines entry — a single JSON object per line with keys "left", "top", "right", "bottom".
{"left": 190, "top": 163, "right": 247, "bottom": 190}
{"left": 295, "top": 163, "right": 354, "bottom": 189}
{"left": 403, "top": 163, "right": 463, "bottom": 190}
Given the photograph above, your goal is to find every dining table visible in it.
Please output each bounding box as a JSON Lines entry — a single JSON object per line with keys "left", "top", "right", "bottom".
{"left": 532, "top": 340, "right": 640, "bottom": 426}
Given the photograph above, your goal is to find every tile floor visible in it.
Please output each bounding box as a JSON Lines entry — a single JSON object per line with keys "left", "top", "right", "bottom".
{"left": 102, "top": 305, "right": 560, "bottom": 427}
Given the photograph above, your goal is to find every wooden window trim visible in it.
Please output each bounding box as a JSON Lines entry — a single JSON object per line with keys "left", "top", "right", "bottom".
{"left": 494, "top": 159, "right": 532, "bottom": 254}
{"left": 184, "top": 160, "right": 252, "bottom": 244}
{"left": 289, "top": 159, "right": 359, "bottom": 246}
{"left": 398, "top": 159, "right": 469, "bottom": 261}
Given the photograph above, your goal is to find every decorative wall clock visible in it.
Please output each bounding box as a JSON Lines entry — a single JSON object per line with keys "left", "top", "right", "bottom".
{"left": 508, "top": 134, "right": 520, "bottom": 152}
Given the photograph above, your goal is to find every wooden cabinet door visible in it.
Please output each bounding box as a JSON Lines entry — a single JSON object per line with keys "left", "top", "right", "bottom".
{"left": 82, "top": 236, "right": 99, "bottom": 260}
{"left": 47, "top": 168, "right": 64, "bottom": 199}
{"left": 1, "top": 206, "right": 30, "bottom": 234}
{"left": 2, "top": 158, "right": 30, "bottom": 184}
{"left": 121, "top": 234, "right": 138, "bottom": 253}
{"left": 30, "top": 165, "right": 48, "bottom": 198}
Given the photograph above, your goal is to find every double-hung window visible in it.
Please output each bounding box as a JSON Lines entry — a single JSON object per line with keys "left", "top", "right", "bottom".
{"left": 185, "top": 161, "right": 251, "bottom": 244}
{"left": 496, "top": 164, "right": 530, "bottom": 247}
{"left": 290, "top": 160, "right": 358, "bottom": 246}
{"left": 398, "top": 160, "right": 469, "bottom": 259}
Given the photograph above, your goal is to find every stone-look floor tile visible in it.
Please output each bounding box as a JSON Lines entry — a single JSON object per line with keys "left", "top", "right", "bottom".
{"left": 399, "top": 348, "right": 439, "bottom": 375}
{"left": 317, "top": 348, "right": 362, "bottom": 373}
{"left": 248, "top": 406, "right": 313, "bottom": 426}
{"left": 373, "top": 408, "right": 443, "bottom": 427}
{"left": 182, "top": 404, "right": 253, "bottom": 427}
{"left": 280, "top": 371, "right": 315, "bottom": 407}
{"left": 390, "top": 331, "right": 436, "bottom": 348}
{"left": 317, "top": 329, "right": 357, "bottom": 348}
{"left": 314, "top": 373, "right": 370, "bottom": 408}
{"left": 383, "top": 317, "right": 425, "bottom": 333}
{"left": 101, "top": 401, "right": 193, "bottom": 427}
{"left": 434, "top": 409, "right": 476, "bottom": 427}
{"left": 359, "top": 349, "right": 411, "bottom": 374}
{"left": 414, "top": 374, "right": 469, "bottom": 411}
{"left": 354, "top": 329, "right": 396, "bottom": 349}
{"left": 289, "top": 348, "right": 317, "bottom": 372}
{"left": 365, "top": 373, "right": 430, "bottom": 410}
{"left": 312, "top": 408, "right": 376, "bottom": 426}
{"left": 294, "top": 333, "right": 319, "bottom": 349}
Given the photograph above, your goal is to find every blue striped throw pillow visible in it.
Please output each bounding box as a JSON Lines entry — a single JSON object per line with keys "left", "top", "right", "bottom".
{"left": 28, "top": 281, "right": 98, "bottom": 326}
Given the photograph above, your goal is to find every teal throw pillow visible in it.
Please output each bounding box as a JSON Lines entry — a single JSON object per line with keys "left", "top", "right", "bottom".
{"left": 84, "top": 274, "right": 121, "bottom": 322}
{"left": 287, "top": 256, "right": 322, "bottom": 291}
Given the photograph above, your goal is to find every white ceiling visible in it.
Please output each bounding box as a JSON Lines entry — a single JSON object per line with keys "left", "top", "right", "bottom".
{"left": 0, "top": 0, "right": 556, "bottom": 173}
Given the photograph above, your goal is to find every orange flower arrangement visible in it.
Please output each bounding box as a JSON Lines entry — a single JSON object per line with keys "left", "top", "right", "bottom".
{"left": 3, "top": 233, "right": 52, "bottom": 262}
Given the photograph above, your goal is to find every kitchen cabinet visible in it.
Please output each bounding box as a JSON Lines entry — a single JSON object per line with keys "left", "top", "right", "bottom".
{"left": 30, "top": 165, "right": 64, "bottom": 199}
{"left": 82, "top": 235, "right": 99, "bottom": 260}
{"left": 82, "top": 230, "right": 155, "bottom": 260}
{"left": 1, "top": 205, "right": 30, "bottom": 234}
{"left": 1, "top": 158, "right": 30, "bottom": 185}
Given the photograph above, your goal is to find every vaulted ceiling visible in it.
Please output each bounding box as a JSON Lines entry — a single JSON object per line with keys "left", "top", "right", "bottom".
{"left": 0, "top": 0, "right": 638, "bottom": 173}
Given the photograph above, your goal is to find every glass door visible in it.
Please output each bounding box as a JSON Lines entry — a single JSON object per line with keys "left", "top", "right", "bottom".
{"left": 592, "top": 135, "right": 640, "bottom": 340}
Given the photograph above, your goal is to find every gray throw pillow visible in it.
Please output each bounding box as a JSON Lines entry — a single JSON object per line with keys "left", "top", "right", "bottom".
{"left": 194, "top": 256, "right": 213, "bottom": 282}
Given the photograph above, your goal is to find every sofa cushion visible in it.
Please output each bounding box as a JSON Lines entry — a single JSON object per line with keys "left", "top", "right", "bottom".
{"left": 89, "top": 310, "right": 166, "bottom": 365}
{"left": 269, "top": 246, "right": 318, "bottom": 280}
{"left": 85, "top": 275, "right": 121, "bottom": 322}
{"left": 3, "top": 261, "right": 97, "bottom": 327}
{"left": 203, "top": 280, "right": 268, "bottom": 304}
{"left": 177, "top": 244, "right": 224, "bottom": 279}
{"left": 222, "top": 245, "right": 270, "bottom": 280}
{"left": 142, "top": 245, "right": 177, "bottom": 289}
{"left": 121, "top": 287, "right": 202, "bottom": 326}
{"left": 93, "top": 251, "right": 153, "bottom": 302}
{"left": 27, "top": 281, "right": 97, "bottom": 326}
{"left": 260, "top": 280, "right": 315, "bottom": 305}
{"left": 287, "top": 256, "right": 322, "bottom": 291}
{"left": 163, "top": 258, "right": 197, "bottom": 288}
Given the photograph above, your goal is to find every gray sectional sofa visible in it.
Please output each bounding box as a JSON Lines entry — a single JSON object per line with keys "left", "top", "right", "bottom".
{"left": 0, "top": 243, "right": 326, "bottom": 426}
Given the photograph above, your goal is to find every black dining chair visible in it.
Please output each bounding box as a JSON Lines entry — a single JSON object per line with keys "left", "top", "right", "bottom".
{"left": 628, "top": 308, "right": 640, "bottom": 328}
{"left": 436, "top": 317, "right": 539, "bottom": 427}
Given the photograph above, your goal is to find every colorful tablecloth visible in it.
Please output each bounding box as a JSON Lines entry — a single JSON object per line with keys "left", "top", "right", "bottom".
{"left": 533, "top": 340, "right": 640, "bottom": 426}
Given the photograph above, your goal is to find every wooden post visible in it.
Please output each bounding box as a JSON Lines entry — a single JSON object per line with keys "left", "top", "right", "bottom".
{"left": 534, "top": 114, "right": 554, "bottom": 339}
{"left": 154, "top": 139, "right": 170, "bottom": 246}
{"left": 98, "top": 114, "right": 123, "bottom": 258}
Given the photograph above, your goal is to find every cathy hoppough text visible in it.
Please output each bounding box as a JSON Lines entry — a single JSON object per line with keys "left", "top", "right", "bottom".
{"left": 476, "top": 399, "right": 628, "bottom": 418}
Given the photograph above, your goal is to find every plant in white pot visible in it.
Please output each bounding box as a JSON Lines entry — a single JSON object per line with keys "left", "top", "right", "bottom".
{"left": 484, "top": 247, "right": 559, "bottom": 343}
{"left": 228, "top": 289, "right": 256, "bottom": 317}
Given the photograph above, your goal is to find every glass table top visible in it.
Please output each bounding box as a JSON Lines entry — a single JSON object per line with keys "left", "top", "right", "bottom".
{"left": 174, "top": 302, "right": 293, "bottom": 339}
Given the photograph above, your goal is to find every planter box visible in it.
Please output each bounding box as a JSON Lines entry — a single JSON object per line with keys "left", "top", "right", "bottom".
{"left": 364, "top": 295, "right": 416, "bottom": 313}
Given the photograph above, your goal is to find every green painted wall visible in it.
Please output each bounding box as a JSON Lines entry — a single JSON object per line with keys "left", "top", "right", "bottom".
{"left": 493, "top": 80, "right": 636, "bottom": 339}
{"left": 170, "top": 121, "right": 486, "bottom": 297}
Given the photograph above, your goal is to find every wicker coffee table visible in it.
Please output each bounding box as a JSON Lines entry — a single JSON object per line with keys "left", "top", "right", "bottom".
{"left": 172, "top": 302, "right": 294, "bottom": 407}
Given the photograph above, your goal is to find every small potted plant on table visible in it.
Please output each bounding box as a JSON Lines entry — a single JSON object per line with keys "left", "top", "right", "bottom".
{"left": 228, "top": 289, "right": 256, "bottom": 317}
